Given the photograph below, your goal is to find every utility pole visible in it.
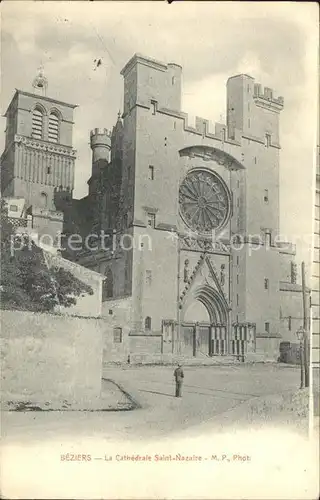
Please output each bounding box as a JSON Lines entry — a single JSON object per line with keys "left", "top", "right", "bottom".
{"left": 176, "top": 235, "right": 181, "bottom": 357}
{"left": 301, "top": 261, "right": 310, "bottom": 388}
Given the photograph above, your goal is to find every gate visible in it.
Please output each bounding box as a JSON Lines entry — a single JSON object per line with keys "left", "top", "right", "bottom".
{"left": 231, "top": 323, "right": 256, "bottom": 359}
{"left": 180, "top": 323, "right": 229, "bottom": 357}
{"left": 198, "top": 324, "right": 211, "bottom": 355}
{"left": 211, "top": 324, "right": 228, "bottom": 355}
{"left": 181, "top": 323, "right": 196, "bottom": 357}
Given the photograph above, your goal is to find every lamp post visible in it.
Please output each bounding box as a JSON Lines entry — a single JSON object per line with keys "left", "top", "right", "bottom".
{"left": 296, "top": 327, "right": 305, "bottom": 389}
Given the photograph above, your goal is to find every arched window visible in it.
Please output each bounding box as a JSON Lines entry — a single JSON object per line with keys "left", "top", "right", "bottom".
{"left": 48, "top": 112, "right": 60, "bottom": 143}
{"left": 105, "top": 268, "right": 113, "bottom": 298}
{"left": 145, "top": 316, "right": 151, "bottom": 330}
{"left": 32, "top": 107, "right": 44, "bottom": 139}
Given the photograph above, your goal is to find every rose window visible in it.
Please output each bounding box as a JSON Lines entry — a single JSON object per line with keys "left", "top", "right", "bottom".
{"left": 179, "top": 170, "right": 230, "bottom": 233}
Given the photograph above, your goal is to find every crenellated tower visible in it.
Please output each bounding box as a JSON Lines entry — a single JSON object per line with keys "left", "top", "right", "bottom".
{"left": 227, "top": 75, "right": 284, "bottom": 239}
{"left": 90, "top": 128, "right": 111, "bottom": 165}
{"left": 87, "top": 121, "right": 123, "bottom": 233}
{"left": 226, "top": 75, "right": 285, "bottom": 328}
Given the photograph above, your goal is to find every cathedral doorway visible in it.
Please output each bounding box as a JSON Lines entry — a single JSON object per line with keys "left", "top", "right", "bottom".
{"left": 184, "top": 300, "right": 210, "bottom": 324}
{"left": 181, "top": 285, "right": 229, "bottom": 357}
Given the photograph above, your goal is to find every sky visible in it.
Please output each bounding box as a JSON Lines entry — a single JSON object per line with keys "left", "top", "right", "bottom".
{"left": 1, "top": 1, "right": 318, "bottom": 270}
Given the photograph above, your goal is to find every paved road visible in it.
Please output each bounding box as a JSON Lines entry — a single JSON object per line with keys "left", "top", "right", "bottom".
{"left": 2, "top": 363, "right": 303, "bottom": 443}
{"left": 2, "top": 364, "right": 317, "bottom": 500}
{"left": 103, "top": 363, "right": 304, "bottom": 435}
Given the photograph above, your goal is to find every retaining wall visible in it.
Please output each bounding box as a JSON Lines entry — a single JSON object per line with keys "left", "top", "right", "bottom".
{"left": 1, "top": 310, "right": 104, "bottom": 403}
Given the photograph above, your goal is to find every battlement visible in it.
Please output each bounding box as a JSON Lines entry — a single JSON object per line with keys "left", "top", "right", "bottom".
{"left": 192, "top": 116, "right": 231, "bottom": 140}
{"left": 155, "top": 105, "right": 242, "bottom": 144}
{"left": 90, "top": 128, "right": 111, "bottom": 138}
{"left": 253, "top": 83, "right": 284, "bottom": 111}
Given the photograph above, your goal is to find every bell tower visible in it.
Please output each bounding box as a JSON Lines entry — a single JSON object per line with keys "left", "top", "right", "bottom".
{"left": 1, "top": 67, "right": 77, "bottom": 212}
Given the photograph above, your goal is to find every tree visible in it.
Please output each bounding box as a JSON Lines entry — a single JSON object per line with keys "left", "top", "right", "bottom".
{"left": 0, "top": 198, "right": 14, "bottom": 247}
{"left": 1, "top": 201, "right": 93, "bottom": 312}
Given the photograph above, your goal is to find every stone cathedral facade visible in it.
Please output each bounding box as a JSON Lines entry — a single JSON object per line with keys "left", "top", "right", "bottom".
{"left": 1, "top": 54, "right": 306, "bottom": 361}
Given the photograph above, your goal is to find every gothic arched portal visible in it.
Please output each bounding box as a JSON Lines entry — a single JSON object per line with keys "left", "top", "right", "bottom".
{"left": 181, "top": 284, "right": 229, "bottom": 356}
{"left": 182, "top": 284, "right": 228, "bottom": 325}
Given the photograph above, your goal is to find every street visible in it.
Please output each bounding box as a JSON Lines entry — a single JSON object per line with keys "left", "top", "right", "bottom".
{"left": 1, "top": 363, "right": 318, "bottom": 500}
{"left": 2, "top": 363, "right": 305, "bottom": 442}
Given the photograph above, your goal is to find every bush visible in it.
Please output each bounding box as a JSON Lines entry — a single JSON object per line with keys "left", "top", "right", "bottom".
{"left": 1, "top": 206, "right": 93, "bottom": 312}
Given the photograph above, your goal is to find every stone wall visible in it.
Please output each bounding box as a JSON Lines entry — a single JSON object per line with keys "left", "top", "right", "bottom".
{"left": 101, "top": 295, "right": 132, "bottom": 323}
{"left": 128, "top": 334, "right": 163, "bottom": 363}
{"left": 101, "top": 297, "right": 132, "bottom": 363}
{"left": 1, "top": 310, "right": 104, "bottom": 403}
{"left": 255, "top": 336, "right": 281, "bottom": 362}
{"left": 279, "top": 288, "right": 304, "bottom": 342}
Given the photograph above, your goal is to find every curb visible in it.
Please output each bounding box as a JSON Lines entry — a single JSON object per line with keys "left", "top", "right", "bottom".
{"left": 102, "top": 378, "right": 142, "bottom": 410}
{"left": 2, "top": 380, "right": 138, "bottom": 413}
{"left": 104, "top": 361, "right": 299, "bottom": 369}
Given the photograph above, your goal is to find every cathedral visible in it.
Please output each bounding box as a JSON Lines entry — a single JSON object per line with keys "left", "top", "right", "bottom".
{"left": 1, "top": 54, "right": 307, "bottom": 361}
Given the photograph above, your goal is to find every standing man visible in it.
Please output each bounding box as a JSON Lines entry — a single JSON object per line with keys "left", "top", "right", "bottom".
{"left": 174, "top": 364, "right": 184, "bottom": 397}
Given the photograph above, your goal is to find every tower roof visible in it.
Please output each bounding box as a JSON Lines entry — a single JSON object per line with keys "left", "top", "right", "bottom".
{"left": 120, "top": 53, "right": 168, "bottom": 77}
{"left": 3, "top": 89, "right": 78, "bottom": 118}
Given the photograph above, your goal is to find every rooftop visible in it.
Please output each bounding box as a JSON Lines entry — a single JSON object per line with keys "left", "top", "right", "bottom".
{"left": 120, "top": 53, "right": 181, "bottom": 77}
{"left": 3, "top": 89, "right": 78, "bottom": 117}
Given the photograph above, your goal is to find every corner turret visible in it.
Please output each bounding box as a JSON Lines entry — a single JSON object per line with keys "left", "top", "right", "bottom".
{"left": 90, "top": 128, "right": 111, "bottom": 163}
